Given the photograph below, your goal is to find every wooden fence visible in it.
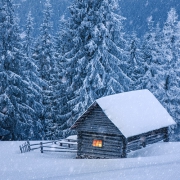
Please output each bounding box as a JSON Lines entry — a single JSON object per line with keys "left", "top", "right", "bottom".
{"left": 19, "top": 141, "right": 31, "bottom": 153}
{"left": 19, "top": 138, "right": 77, "bottom": 154}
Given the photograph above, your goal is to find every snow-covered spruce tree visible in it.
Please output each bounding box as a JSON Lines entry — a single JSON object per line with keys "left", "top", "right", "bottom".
{"left": 32, "top": 0, "right": 57, "bottom": 139}
{"left": 22, "top": 11, "right": 45, "bottom": 140}
{"left": 126, "top": 32, "right": 145, "bottom": 90}
{"left": 50, "top": 17, "right": 74, "bottom": 138}
{"left": 23, "top": 11, "right": 34, "bottom": 59}
{"left": 0, "top": 0, "right": 43, "bottom": 140}
{"left": 55, "top": 16, "right": 73, "bottom": 57}
{"left": 161, "top": 8, "right": 180, "bottom": 140}
{"left": 60, "top": 0, "right": 131, "bottom": 133}
{"left": 137, "top": 16, "right": 165, "bottom": 99}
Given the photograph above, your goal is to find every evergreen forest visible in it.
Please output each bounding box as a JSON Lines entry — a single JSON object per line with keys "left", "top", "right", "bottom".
{"left": 1, "top": 0, "right": 180, "bottom": 141}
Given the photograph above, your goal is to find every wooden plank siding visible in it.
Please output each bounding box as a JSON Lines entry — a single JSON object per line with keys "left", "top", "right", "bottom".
{"left": 77, "top": 132, "right": 124, "bottom": 158}
{"left": 126, "top": 127, "right": 168, "bottom": 152}
{"left": 75, "top": 104, "right": 122, "bottom": 135}
{"left": 76, "top": 127, "right": 168, "bottom": 158}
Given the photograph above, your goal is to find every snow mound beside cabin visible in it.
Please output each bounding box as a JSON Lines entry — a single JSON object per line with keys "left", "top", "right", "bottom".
{"left": 128, "top": 142, "right": 180, "bottom": 158}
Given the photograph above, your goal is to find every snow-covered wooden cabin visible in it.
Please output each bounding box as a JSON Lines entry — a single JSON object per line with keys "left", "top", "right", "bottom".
{"left": 71, "top": 89, "right": 176, "bottom": 159}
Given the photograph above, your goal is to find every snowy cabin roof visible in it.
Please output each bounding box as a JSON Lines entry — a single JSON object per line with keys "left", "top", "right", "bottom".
{"left": 71, "top": 89, "right": 176, "bottom": 138}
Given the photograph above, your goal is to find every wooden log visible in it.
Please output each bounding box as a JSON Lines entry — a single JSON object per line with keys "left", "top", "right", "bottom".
{"left": 163, "top": 128, "right": 169, "bottom": 142}
{"left": 29, "top": 143, "right": 41, "bottom": 146}
{"left": 77, "top": 132, "right": 82, "bottom": 157}
{"left": 80, "top": 147, "right": 122, "bottom": 155}
{"left": 31, "top": 147, "right": 41, "bottom": 150}
{"left": 25, "top": 142, "right": 28, "bottom": 152}
{"left": 58, "top": 141, "right": 77, "bottom": 145}
{"left": 27, "top": 141, "right": 31, "bottom": 151}
{"left": 68, "top": 139, "right": 70, "bottom": 148}
{"left": 22, "top": 145, "right": 24, "bottom": 153}
{"left": 146, "top": 137, "right": 165, "bottom": 144}
{"left": 121, "top": 138, "right": 127, "bottom": 158}
{"left": 26, "top": 143, "right": 29, "bottom": 152}
{"left": 81, "top": 135, "right": 123, "bottom": 142}
{"left": 40, "top": 142, "right": 43, "bottom": 153}
{"left": 79, "top": 151, "right": 121, "bottom": 159}
{"left": 19, "top": 146, "right": 22, "bottom": 153}
{"left": 43, "top": 150, "right": 77, "bottom": 153}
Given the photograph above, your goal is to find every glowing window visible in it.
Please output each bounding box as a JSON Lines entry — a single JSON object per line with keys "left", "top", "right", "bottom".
{"left": 92, "top": 140, "right": 103, "bottom": 148}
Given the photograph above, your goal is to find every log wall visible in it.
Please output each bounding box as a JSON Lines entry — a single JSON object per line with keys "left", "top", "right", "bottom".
{"left": 77, "top": 131, "right": 124, "bottom": 158}
{"left": 75, "top": 104, "right": 122, "bottom": 135}
{"left": 126, "top": 127, "right": 169, "bottom": 152}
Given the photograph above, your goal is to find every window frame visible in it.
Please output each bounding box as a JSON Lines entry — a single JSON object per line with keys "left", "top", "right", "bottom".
{"left": 92, "top": 139, "right": 103, "bottom": 148}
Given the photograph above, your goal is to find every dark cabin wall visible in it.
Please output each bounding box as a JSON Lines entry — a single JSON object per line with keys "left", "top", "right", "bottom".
{"left": 75, "top": 104, "right": 124, "bottom": 158}
{"left": 75, "top": 104, "right": 122, "bottom": 135}
{"left": 77, "top": 127, "right": 168, "bottom": 158}
{"left": 77, "top": 131, "right": 124, "bottom": 158}
{"left": 126, "top": 127, "right": 169, "bottom": 152}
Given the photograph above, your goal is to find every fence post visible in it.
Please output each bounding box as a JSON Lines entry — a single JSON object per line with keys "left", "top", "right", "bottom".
{"left": 19, "top": 146, "right": 22, "bottom": 153}
{"left": 26, "top": 142, "right": 28, "bottom": 152}
{"left": 68, "top": 139, "right": 70, "bottom": 148}
{"left": 24, "top": 143, "right": 27, "bottom": 152}
{"left": 25, "top": 142, "right": 28, "bottom": 152}
{"left": 27, "top": 140, "right": 31, "bottom": 151}
{"left": 40, "top": 142, "right": 43, "bottom": 153}
{"left": 23, "top": 142, "right": 25, "bottom": 152}
{"left": 22, "top": 144, "right": 24, "bottom": 153}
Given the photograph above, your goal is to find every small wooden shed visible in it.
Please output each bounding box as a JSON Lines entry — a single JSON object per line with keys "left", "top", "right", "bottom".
{"left": 71, "top": 89, "right": 176, "bottom": 159}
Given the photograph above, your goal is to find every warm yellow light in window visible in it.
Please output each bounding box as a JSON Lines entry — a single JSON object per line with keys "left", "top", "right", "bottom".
{"left": 93, "top": 140, "right": 102, "bottom": 147}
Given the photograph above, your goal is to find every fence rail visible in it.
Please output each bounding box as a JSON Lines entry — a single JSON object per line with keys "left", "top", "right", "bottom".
{"left": 19, "top": 138, "right": 77, "bottom": 154}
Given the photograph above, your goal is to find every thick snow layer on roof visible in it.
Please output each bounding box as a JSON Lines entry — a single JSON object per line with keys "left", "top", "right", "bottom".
{"left": 96, "top": 89, "right": 176, "bottom": 138}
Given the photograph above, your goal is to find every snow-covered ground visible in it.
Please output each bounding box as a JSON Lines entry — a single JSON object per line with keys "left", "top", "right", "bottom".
{"left": 1, "top": 141, "right": 180, "bottom": 180}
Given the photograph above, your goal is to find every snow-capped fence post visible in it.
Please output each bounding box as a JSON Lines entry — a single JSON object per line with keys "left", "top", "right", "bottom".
{"left": 22, "top": 144, "right": 25, "bottom": 152}
{"left": 40, "top": 142, "right": 43, "bottom": 153}
{"left": 68, "top": 139, "right": 70, "bottom": 148}
{"left": 27, "top": 140, "right": 31, "bottom": 151}
{"left": 25, "top": 142, "right": 28, "bottom": 152}
{"left": 19, "top": 145, "right": 22, "bottom": 153}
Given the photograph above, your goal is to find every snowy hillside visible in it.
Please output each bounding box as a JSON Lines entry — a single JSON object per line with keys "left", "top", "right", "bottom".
{"left": 1, "top": 141, "right": 180, "bottom": 180}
